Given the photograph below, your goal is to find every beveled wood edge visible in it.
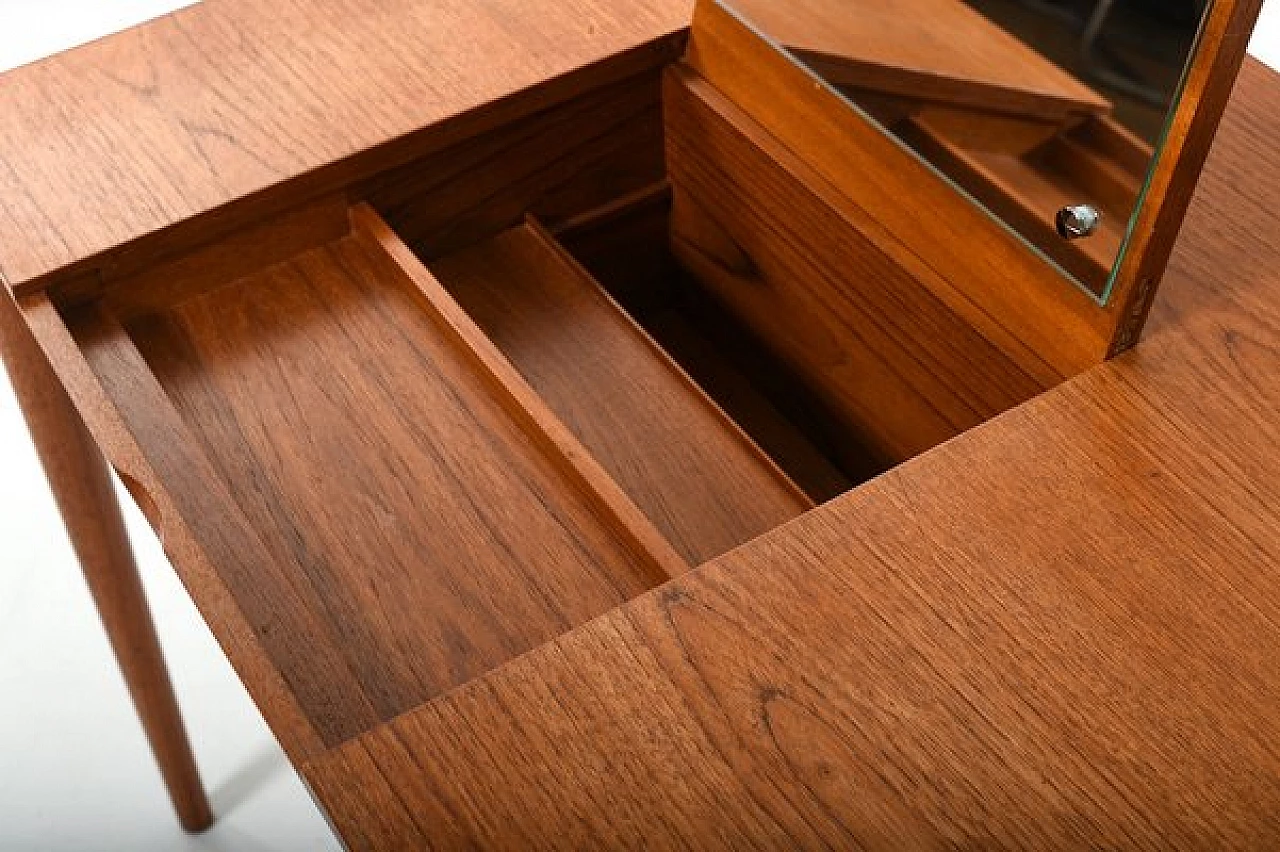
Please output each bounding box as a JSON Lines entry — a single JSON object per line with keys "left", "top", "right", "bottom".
{"left": 683, "top": 0, "right": 1112, "bottom": 378}
{"left": 350, "top": 203, "right": 691, "bottom": 582}
{"left": 6, "top": 33, "right": 688, "bottom": 301}
{"left": 1106, "top": 0, "right": 1266, "bottom": 353}
{"left": 84, "top": 195, "right": 353, "bottom": 321}
{"left": 521, "top": 214, "right": 815, "bottom": 511}
{"left": 16, "top": 291, "right": 331, "bottom": 761}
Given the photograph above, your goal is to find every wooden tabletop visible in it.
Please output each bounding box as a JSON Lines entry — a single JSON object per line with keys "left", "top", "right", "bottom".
{"left": 0, "top": 0, "right": 690, "bottom": 292}
{"left": 304, "top": 61, "right": 1280, "bottom": 848}
{"left": 2, "top": 0, "right": 1276, "bottom": 847}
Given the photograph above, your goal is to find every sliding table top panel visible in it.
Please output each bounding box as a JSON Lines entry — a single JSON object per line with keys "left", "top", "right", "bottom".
{"left": 0, "top": 0, "right": 691, "bottom": 291}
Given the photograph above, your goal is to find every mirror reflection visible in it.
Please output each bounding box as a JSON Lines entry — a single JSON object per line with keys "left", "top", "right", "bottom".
{"left": 725, "top": 0, "right": 1210, "bottom": 299}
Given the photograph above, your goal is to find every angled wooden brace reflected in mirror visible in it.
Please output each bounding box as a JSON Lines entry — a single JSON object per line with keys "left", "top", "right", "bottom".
{"left": 712, "top": 0, "right": 1263, "bottom": 350}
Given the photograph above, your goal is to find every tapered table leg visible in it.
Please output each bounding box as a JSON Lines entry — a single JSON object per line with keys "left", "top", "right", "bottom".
{"left": 0, "top": 288, "right": 213, "bottom": 832}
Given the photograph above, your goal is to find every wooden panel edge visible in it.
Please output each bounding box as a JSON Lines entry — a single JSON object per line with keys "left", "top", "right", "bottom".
{"left": 664, "top": 75, "right": 1052, "bottom": 461}
{"left": 8, "top": 32, "right": 688, "bottom": 299}
{"left": 521, "top": 215, "right": 815, "bottom": 511}
{"left": 68, "top": 195, "right": 354, "bottom": 319}
{"left": 797, "top": 49, "right": 1107, "bottom": 124}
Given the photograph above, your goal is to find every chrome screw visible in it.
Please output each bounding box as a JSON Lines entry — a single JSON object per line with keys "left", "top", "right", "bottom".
{"left": 1056, "top": 204, "right": 1102, "bottom": 240}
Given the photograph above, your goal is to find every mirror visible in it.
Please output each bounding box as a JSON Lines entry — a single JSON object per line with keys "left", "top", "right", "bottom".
{"left": 721, "top": 0, "right": 1214, "bottom": 301}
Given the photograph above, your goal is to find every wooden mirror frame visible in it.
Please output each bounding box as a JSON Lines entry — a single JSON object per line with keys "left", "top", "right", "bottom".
{"left": 685, "top": 0, "right": 1266, "bottom": 369}
{"left": 1105, "top": 0, "right": 1266, "bottom": 353}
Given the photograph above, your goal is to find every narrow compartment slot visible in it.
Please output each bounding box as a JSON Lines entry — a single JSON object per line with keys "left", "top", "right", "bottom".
{"left": 555, "top": 189, "right": 872, "bottom": 497}
{"left": 431, "top": 220, "right": 812, "bottom": 566}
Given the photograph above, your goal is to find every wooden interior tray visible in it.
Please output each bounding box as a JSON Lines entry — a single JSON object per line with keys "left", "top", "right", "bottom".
{"left": 54, "top": 205, "right": 702, "bottom": 746}
{"left": 42, "top": 202, "right": 815, "bottom": 751}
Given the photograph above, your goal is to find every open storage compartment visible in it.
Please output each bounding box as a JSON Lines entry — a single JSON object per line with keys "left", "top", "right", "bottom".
{"left": 51, "top": 193, "right": 836, "bottom": 749}
{"left": 32, "top": 32, "right": 1079, "bottom": 752}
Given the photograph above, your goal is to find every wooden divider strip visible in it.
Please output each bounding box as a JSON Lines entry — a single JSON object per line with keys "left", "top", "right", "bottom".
{"left": 430, "top": 216, "right": 811, "bottom": 564}
{"left": 351, "top": 203, "right": 689, "bottom": 581}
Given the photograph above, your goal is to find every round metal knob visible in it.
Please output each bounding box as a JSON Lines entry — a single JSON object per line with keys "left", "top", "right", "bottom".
{"left": 1056, "top": 204, "right": 1102, "bottom": 240}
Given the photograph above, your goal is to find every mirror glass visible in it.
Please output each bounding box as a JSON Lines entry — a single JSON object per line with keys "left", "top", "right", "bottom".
{"left": 722, "top": 0, "right": 1212, "bottom": 301}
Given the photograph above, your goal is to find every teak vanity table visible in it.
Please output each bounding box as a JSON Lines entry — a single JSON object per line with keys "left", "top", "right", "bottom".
{"left": 1, "top": 0, "right": 1277, "bottom": 846}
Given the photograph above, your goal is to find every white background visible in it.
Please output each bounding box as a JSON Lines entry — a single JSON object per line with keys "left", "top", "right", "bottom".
{"left": 0, "top": 3, "right": 1277, "bottom": 850}
{"left": 0, "top": 3, "right": 344, "bottom": 850}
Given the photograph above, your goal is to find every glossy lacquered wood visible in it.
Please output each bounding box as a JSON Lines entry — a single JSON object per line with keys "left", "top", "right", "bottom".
{"left": 303, "top": 59, "right": 1280, "bottom": 850}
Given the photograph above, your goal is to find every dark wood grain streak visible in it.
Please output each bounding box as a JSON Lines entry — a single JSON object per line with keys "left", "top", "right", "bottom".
{"left": 303, "top": 59, "right": 1280, "bottom": 850}
{"left": 434, "top": 220, "right": 810, "bottom": 565}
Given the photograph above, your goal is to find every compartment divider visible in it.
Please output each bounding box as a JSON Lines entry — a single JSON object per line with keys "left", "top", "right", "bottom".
{"left": 56, "top": 201, "right": 693, "bottom": 749}
{"left": 351, "top": 205, "right": 689, "bottom": 581}
{"left": 431, "top": 215, "right": 812, "bottom": 566}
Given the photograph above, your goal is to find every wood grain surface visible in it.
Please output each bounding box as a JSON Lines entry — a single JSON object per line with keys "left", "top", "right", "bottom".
{"left": 0, "top": 0, "right": 690, "bottom": 291}
{"left": 4, "top": 0, "right": 1275, "bottom": 845}
{"left": 684, "top": 0, "right": 1113, "bottom": 379}
{"left": 1104, "top": 0, "right": 1266, "bottom": 353}
{"left": 0, "top": 286, "right": 211, "bottom": 831}
{"left": 362, "top": 71, "right": 667, "bottom": 264}
{"left": 434, "top": 221, "right": 809, "bottom": 565}
{"left": 303, "top": 59, "right": 1280, "bottom": 849}
{"left": 62, "top": 206, "right": 684, "bottom": 751}
{"left": 726, "top": 0, "right": 1109, "bottom": 121}
{"left": 666, "top": 68, "right": 1050, "bottom": 463}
